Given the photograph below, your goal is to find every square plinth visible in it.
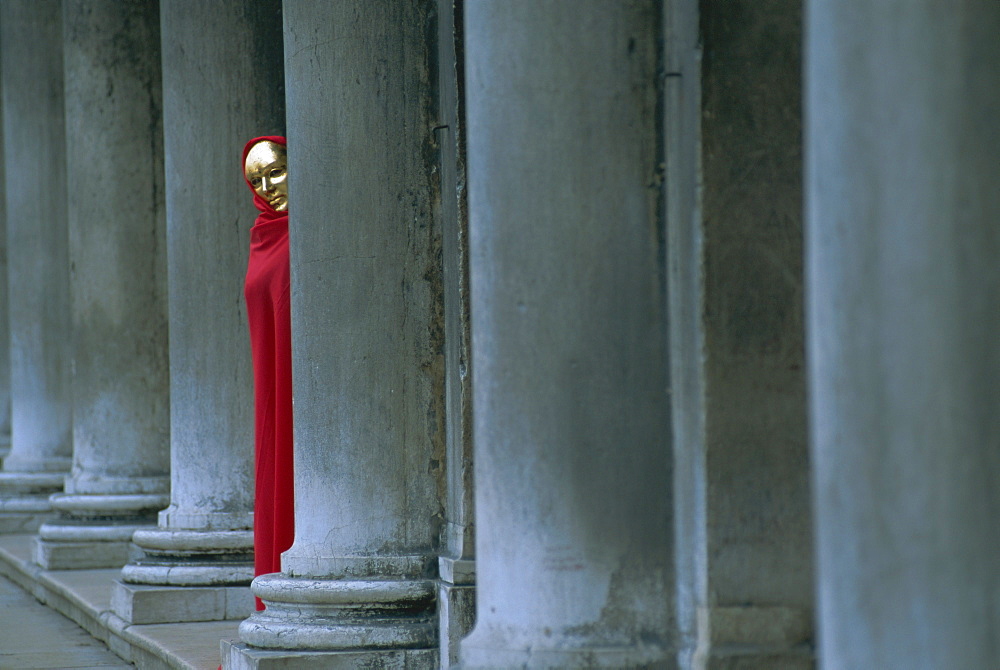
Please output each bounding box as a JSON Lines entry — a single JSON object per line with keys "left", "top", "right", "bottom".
{"left": 33, "top": 539, "right": 133, "bottom": 570}
{"left": 112, "top": 580, "right": 255, "bottom": 624}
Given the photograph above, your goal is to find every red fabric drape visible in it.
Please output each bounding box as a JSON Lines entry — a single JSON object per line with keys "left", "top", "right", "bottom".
{"left": 242, "top": 135, "right": 293, "bottom": 611}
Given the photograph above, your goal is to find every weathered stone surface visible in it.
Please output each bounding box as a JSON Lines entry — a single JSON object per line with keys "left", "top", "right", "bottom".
{"left": 111, "top": 581, "right": 253, "bottom": 625}
{"left": 671, "top": 1, "right": 813, "bottom": 665}
{"left": 435, "top": 2, "right": 477, "bottom": 663}
{"left": 806, "top": 1, "right": 1000, "bottom": 667}
{"left": 0, "top": 65, "right": 9, "bottom": 458}
{"left": 35, "top": 493, "right": 168, "bottom": 570}
{"left": 438, "top": 580, "right": 474, "bottom": 669}
{"left": 459, "top": 1, "right": 672, "bottom": 667}
{"left": 152, "top": 0, "right": 283, "bottom": 536}
{"left": 223, "top": 640, "right": 436, "bottom": 670}
{"left": 40, "top": 0, "right": 171, "bottom": 569}
{"left": 61, "top": 0, "right": 169, "bottom": 501}
{"left": 0, "top": 0, "right": 71, "bottom": 481}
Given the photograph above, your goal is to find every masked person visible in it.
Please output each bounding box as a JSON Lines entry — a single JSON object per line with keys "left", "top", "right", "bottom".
{"left": 242, "top": 136, "right": 293, "bottom": 611}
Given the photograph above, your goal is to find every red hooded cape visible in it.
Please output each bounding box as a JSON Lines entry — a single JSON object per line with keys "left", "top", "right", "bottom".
{"left": 242, "top": 136, "right": 294, "bottom": 611}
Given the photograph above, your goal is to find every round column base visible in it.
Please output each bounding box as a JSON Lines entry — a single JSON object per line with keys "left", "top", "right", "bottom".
{"left": 39, "top": 522, "right": 147, "bottom": 542}
{"left": 49, "top": 492, "right": 169, "bottom": 515}
{"left": 0, "top": 474, "right": 62, "bottom": 532}
{"left": 123, "top": 528, "right": 255, "bottom": 586}
{"left": 35, "top": 493, "right": 168, "bottom": 569}
{"left": 240, "top": 573, "right": 437, "bottom": 651}
{"left": 122, "top": 562, "right": 254, "bottom": 586}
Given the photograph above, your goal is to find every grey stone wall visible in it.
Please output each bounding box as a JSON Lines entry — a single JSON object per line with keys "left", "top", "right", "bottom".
{"left": 700, "top": 0, "right": 812, "bottom": 620}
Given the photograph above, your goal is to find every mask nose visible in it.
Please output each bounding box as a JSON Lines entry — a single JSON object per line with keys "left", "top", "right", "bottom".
{"left": 260, "top": 175, "right": 273, "bottom": 193}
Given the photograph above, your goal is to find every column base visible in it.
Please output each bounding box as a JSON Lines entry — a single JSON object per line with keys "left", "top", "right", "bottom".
{"left": 0, "top": 472, "right": 65, "bottom": 533}
{"left": 240, "top": 573, "right": 437, "bottom": 651}
{"left": 222, "top": 639, "right": 437, "bottom": 670}
{"left": 438, "top": 556, "right": 475, "bottom": 668}
{"left": 123, "top": 528, "right": 254, "bottom": 586}
{"left": 705, "top": 606, "right": 814, "bottom": 670}
{"left": 118, "top": 527, "right": 254, "bottom": 624}
{"left": 111, "top": 580, "right": 254, "bottom": 624}
{"left": 438, "top": 580, "right": 475, "bottom": 668}
{"left": 33, "top": 492, "right": 167, "bottom": 569}
{"left": 0, "top": 499, "right": 54, "bottom": 533}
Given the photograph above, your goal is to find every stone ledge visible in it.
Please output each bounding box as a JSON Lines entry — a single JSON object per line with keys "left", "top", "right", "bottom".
{"left": 0, "top": 533, "right": 240, "bottom": 669}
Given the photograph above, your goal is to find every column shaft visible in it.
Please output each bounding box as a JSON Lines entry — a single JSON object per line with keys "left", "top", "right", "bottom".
{"left": 0, "top": 0, "right": 71, "bottom": 532}
{"left": 460, "top": 2, "right": 672, "bottom": 666}
{"left": 115, "top": 0, "right": 284, "bottom": 625}
{"left": 806, "top": 1, "right": 1000, "bottom": 667}
{"left": 229, "top": 1, "right": 442, "bottom": 666}
{"left": 0, "top": 85, "right": 9, "bottom": 460}
{"left": 34, "top": 0, "right": 170, "bottom": 572}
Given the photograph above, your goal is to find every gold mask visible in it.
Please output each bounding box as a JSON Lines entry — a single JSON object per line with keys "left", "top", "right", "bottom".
{"left": 244, "top": 140, "right": 288, "bottom": 212}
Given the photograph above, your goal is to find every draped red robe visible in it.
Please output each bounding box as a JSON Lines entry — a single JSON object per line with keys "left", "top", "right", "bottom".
{"left": 242, "top": 135, "right": 294, "bottom": 611}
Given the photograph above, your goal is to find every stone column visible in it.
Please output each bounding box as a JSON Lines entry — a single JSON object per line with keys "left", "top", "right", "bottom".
{"left": 32, "top": 0, "right": 170, "bottom": 571}
{"left": 806, "top": 2, "right": 1000, "bottom": 668}
{"left": 225, "top": 1, "right": 443, "bottom": 667}
{"left": 113, "top": 0, "right": 284, "bottom": 625}
{"left": 0, "top": 0, "right": 71, "bottom": 533}
{"left": 459, "top": 2, "right": 672, "bottom": 667}
{"left": 0, "top": 57, "right": 10, "bottom": 463}
{"left": 435, "top": 0, "right": 476, "bottom": 666}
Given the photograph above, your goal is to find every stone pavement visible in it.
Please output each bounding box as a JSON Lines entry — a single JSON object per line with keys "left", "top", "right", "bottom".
{"left": 0, "top": 572, "right": 132, "bottom": 669}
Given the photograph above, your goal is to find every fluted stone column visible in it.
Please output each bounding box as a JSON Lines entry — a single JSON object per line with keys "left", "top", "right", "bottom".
{"left": 806, "top": 2, "right": 1000, "bottom": 668}
{"left": 32, "top": 0, "right": 170, "bottom": 571}
{"left": 0, "top": 0, "right": 71, "bottom": 533}
{"left": 225, "top": 1, "right": 443, "bottom": 667}
{"left": 459, "top": 2, "right": 672, "bottom": 667}
{"left": 112, "top": 0, "right": 284, "bottom": 625}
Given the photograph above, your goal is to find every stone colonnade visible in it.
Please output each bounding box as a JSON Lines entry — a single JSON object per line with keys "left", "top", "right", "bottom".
{"left": 0, "top": 0, "right": 994, "bottom": 668}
